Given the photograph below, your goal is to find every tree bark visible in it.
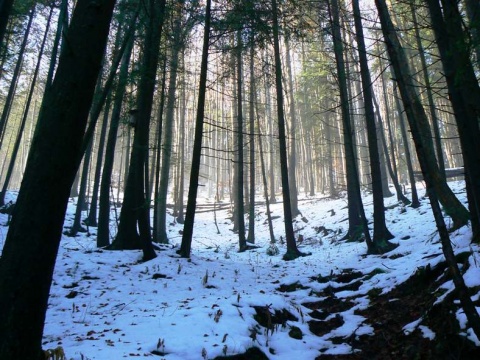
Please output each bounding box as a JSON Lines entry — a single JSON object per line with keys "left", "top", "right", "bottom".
{"left": 272, "top": 0, "right": 303, "bottom": 260}
{"left": 235, "top": 29, "right": 247, "bottom": 251}
{"left": 178, "top": 0, "right": 211, "bottom": 258}
{"left": 0, "top": 1, "right": 116, "bottom": 358}
{"left": 328, "top": 0, "right": 370, "bottom": 244}
{"left": 352, "top": 0, "right": 395, "bottom": 253}
{"left": 97, "top": 25, "right": 136, "bottom": 247}
{"left": 112, "top": 0, "right": 166, "bottom": 260}
{"left": 156, "top": 14, "right": 183, "bottom": 244}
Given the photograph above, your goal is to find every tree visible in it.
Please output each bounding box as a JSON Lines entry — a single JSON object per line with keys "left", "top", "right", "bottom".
{"left": 235, "top": 28, "right": 247, "bottom": 251}
{"left": 272, "top": 0, "right": 304, "bottom": 260}
{"left": 328, "top": 0, "right": 370, "bottom": 244}
{"left": 97, "top": 12, "right": 137, "bottom": 247}
{"left": 178, "top": 0, "right": 212, "bottom": 258}
{"left": 352, "top": 0, "right": 395, "bottom": 254}
{"left": 0, "top": 0, "right": 116, "bottom": 358}
{"left": 110, "top": 0, "right": 166, "bottom": 260}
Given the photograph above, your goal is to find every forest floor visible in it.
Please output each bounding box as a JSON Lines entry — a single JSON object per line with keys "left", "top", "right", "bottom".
{"left": 1, "top": 181, "right": 480, "bottom": 359}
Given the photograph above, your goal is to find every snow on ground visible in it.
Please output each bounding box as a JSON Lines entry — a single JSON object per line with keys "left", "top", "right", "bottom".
{"left": 0, "top": 181, "right": 479, "bottom": 359}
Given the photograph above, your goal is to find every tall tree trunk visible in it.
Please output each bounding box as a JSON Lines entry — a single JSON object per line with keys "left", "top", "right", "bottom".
{"left": 285, "top": 37, "right": 300, "bottom": 217}
{"left": 378, "top": 68, "right": 395, "bottom": 197}
{"left": 272, "top": 0, "right": 303, "bottom": 260}
{"left": 68, "top": 137, "right": 94, "bottom": 236}
{"left": 178, "top": 0, "right": 211, "bottom": 258}
{"left": 352, "top": 0, "right": 395, "bottom": 254}
{"left": 156, "top": 14, "right": 183, "bottom": 244}
{"left": 374, "top": 0, "right": 469, "bottom": 229}
{"left": 112, "top": 0, "right": 166, "bottom": 260}
{"left": 85, "top": 94, "right": 112, "bottom": 226}
{"left": 97, "top": 23, "right": 136, "bottom": 248}
{"left": 372, "top": 94, "right": 411, "bottom": 205}
{"left": 45, "top": 0, "right": 68, "bottom": 90}
{"left": 393, "top": 82, "right": 420, "bottom": 208}
{"left": 175, "top": 73, "right": 187, "bottom": 224}
{"left": 247, "top": 42, "right": 255, "bottom": 244}
{"left": 152, "top": 58, "right": 167, "bottom": 242}
{"left": 235, "top": 29, "right": 247, "bottom": 251}
{"left": 328, "top": 0, "right": 371, "bottom": 244}
{"left": 0, "top": 1, "right": 116, "bottom": 358}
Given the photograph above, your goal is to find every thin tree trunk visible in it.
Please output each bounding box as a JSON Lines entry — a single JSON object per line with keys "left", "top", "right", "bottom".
{"left": 178, "top": 0, "right": 211, "bottom": 258}
{"left": 235, "top": 29, "right": 247, "bottom": 251}
{"left": 393, "top": 82, "right": 420, "bottom": 208}
{"left": 372, "top": 94, "right": 411, "bottom": 205}
{"left": 352, "top": 0, "right": 395, "bottom": 253}
{"left": 329, "top": 0, "right": 371, "bottom": 245}
{"left": 247, "top": 42, "right": 255, "bottom": 244}
{"left": 45, "top": 0, "right": 68, "bottom": 90}
{"left": 272, "top": 0, "right": 304, "bottom": 260}
{"left": 85, "top": 93, "right": 112, "bottom": 226}
{"left": 156, "top": 16, "right": 183, "bottom": 244}
{"left": 285, "top": 37, "right": 300, "bottom": 217}
{"left": 152, "top": 58, "right": 167, "bottom": 242}
{"left": 97, "top": 25, "right": 136, "bottom": 248}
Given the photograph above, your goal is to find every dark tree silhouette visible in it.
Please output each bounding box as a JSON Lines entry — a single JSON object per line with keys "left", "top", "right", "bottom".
{"left": 0, "top": 1, "right": 116, "bottom": 358}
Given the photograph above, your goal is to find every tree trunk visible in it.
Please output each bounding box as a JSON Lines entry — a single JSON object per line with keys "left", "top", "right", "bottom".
{"left": 329, "top": 0, "right": 370, "bottom": 244}
{"left": 410, "top": 2, "right": 445, "bottom": 177}
{"left": 352, "top": 0, "right": 395, "bottom": 254}
{"left": 178, "top": 0, "right": 211, "bottom": 258}
{"left": 175, "top": 72, "right": 186, "bottom": 224}
{"left": 0, "top": 1, "right": 116, "bottom": 358}
{"left": 111, "top": 0, "right": 166, "bottom": 261}
{"left": 152, "top": 58, "right": 167, "bottom": 242}
{"left": 45, "top": 0, "right": 68, "bottom": 90}
{"left": 272, "top": 0, "right": 303, "bottom": 260}
{"left": 235, "top": 29, "right": 247, "bottom": 251}
{"left": 156, "top": 16, "right": 183, "bottom": 244}
{"left": 97, "top": 23, "right": 136, "bottom": 248}
{"left": 85, "top": 93, "right": 111, "bottom": 226}
{"left": 285, "top": 37, "right": 300, "bottom": 217}
{"left": 247, "top": 42, "right": 255, "bottom": 244}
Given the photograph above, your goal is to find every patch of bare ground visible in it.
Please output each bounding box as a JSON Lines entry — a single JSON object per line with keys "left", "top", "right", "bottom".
{"left": 316, "top": 259, "right": 480, "bottom": 359}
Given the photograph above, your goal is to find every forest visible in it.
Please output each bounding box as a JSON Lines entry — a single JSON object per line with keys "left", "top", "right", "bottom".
{"left": 0, "top": 0, "right": 480, "bottom": 359}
